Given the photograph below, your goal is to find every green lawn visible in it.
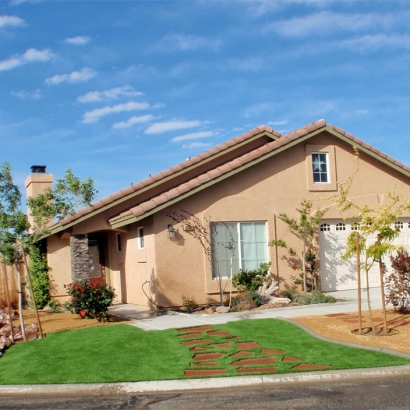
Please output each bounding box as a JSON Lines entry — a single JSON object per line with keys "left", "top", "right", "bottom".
{"left": 0, "top": 319, "right": 408, "bottom": 385}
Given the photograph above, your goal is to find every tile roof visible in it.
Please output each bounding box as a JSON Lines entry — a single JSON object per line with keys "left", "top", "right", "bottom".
{"left": 50, "top": 119, "right": 410, "bottom": 231}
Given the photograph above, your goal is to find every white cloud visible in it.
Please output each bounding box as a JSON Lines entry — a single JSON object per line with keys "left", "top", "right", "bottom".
{"left": 77, "top": 86, "right": 143, "bottom": 103}
{"left": 171, "top": 131, "right": 215, "bottom": 142}
{"left": 145, "top": 120, "right": 203, "bottom": 135}
{"left": 182, "top": 142, "right": 212, "bottom": 149}
{"left": 45, "top": 67, "right": 96, "bottom": 85}
{"left": 65, "top": 36, "right": 90, "bottom": 45}
{"left": 10, "top": 89, "right": 41, "bottom": 99}
{"left": 267, "top": 120, "right": 288, "bottom": 126}
{"left": 244, "top": 102, "right": 276, "bottom": 118}
{"left": 82, "top": 101, "right": 149, "bottom": 123}
{"left": 267, "top": 11, "right": 403, "bottom": 38}
{"left": 156, "top": 34, "right": 221, "bottom": 51}
{"left": 0, "top": 15, "right": 25, "bottom": 28}
{"left": 0, "top": 48, "right": 53, "bottom": 71}
{"left": 339, "top": 34, "right": 410, "bottom": 52}
{"left": 112, "top": 114, "right": 154, "bottom": 129}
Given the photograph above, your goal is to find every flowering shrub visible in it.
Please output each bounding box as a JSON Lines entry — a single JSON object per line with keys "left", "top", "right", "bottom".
{"left": 65, "top": 280, "right": 116, "bottom": 322}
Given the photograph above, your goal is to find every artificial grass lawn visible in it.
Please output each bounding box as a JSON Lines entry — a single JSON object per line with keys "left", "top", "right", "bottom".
{"left": 0, "top": 319, "right": 408, "bottom": 384}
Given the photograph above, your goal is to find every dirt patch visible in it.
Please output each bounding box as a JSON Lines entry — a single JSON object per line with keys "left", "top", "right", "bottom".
{"left": 15, "top": 310, "right": 131, "bottom": 335}
{"left": 294, "top": 309, "right": 410, "bottom": 354}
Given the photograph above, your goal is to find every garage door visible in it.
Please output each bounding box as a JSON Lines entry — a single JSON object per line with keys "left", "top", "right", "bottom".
{"left": 319, "top": 220, "right": 410, "bottom": 292}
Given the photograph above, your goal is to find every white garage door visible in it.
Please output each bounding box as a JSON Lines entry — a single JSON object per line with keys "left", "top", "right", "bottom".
{"left": 319, "top": 220, "right": 410, "bottom": 292}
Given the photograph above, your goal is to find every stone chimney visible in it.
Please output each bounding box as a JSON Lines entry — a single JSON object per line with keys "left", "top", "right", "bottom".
{"left": 25, "top": 165, "right": 53, "bottom": 231}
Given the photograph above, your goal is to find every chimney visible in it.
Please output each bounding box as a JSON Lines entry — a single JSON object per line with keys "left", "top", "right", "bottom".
{"left": 25, "top": 165, "right": 53, "bottom": 231}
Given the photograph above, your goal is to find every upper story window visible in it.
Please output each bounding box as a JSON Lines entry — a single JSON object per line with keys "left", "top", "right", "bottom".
{"left": 137, "top": 227, "right": 144, "bottom": 249}
{"left": 312, "top": 153, "right": 328, "bottom": 183}
{"left": 305, "top": 145, "right": 337, "bottom": 192}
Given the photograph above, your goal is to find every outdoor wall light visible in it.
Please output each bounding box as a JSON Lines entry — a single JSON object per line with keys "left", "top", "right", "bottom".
{"left": 167, "top": 224, "right": 176, "bottom": 239}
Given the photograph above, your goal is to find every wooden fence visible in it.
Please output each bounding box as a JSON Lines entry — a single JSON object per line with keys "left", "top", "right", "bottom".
{"left": 0, "top": 262, "right": 27, "bottom": 309}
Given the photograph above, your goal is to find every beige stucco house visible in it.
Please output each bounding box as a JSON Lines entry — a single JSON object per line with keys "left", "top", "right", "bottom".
{"left": 25, "top": 119, "right": 410, "bottom": 308}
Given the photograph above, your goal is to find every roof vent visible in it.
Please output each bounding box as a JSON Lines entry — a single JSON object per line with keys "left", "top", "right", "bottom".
{"left": 30, "top": 165, "right": 47, "bottom": 174}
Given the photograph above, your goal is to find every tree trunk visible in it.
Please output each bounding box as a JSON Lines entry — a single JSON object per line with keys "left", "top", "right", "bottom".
{"left": 2, "top": 264, "right": 14, "bottom": 344}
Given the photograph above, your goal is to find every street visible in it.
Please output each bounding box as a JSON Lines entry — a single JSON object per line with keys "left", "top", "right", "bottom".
{"left": 1, "top": 375, "right": 409, "bottom": 409}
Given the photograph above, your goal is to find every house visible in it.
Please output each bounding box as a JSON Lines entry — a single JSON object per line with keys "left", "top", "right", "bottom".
{"left": 25, "top": 119, "right": 410, "bottom": 307}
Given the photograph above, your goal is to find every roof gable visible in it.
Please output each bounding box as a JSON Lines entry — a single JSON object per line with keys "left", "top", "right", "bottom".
{"left": 47, "top": 119, "right": 410, "bottom": 233}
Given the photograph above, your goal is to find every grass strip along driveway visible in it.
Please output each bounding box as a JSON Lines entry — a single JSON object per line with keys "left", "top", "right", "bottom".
{"left": 0, "top": 318, "right": 408, "bottom": 384}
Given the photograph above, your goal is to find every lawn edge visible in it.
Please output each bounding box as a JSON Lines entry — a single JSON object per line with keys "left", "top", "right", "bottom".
{"left": 280, "top": 317, "right": 410, "bottom": 359}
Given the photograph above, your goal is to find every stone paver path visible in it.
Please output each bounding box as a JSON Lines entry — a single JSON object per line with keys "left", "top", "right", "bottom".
{"left": 177, "top": 325, "right": 330, "bottom": 378}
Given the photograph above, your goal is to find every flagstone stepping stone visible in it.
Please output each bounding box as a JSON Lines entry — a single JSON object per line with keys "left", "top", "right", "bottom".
{"left": 177, "top": 332, "right": 203, "bottom": 339}
{"left": 178, "top": 326, "right": 214, "bottom": 333}
{"left": 190, "top": 362, "right": 220, "bottom": 367}
{"left": 282, "top": 356, "right": 301, "bottom": 362}
{"left": 236, "top": 367, "right": 278, "bottom": 374}
{"left": 236, "top": 342, "right": 259, "bottom": 350}
{"left": 231, "top": 357, "right": 276, "bottom": 366}
{"left": 261, "top": 349, "right": 285, "bottom": 355}
{"left": 214, "top": 343, "right": 231, "bottom": 349}
{"left": 194, "top": 353, "right": 224, "bottom": 361}
{"left": 292, "top": 364, "right": 330, "bottom": 371}
{"left": 208, "top": 330, "right": 231, "bottom": 336}
{"left": 190, "top": 347, "right": 209, "bottom": 352}
{"left": 230, "top": 351, "right": 253, "bottom": 358}
{"left": 181, "top": 339, "right": 214, "bottom": 346}
{"left": 185, "top": 369, "right": 227, "bottom": 377}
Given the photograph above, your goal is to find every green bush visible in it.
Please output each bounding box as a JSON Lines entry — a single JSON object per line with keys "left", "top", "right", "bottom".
{"left": 28, "top": 245, "right": 51, "bottom": 309}
{"left": 232, "top": 262, "right": 271, "bottom": 292}
{"left": 65, "top": 280, "right": 116, "bottom": 322}
{"left": 230, "top": 290, "right": 263, "bottom": 312}
{"left": 291, "top": 290, "right": 336, "bottom": 304}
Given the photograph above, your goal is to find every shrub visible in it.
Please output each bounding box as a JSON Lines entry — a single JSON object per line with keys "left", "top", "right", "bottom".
{"left": 232, "top": 262, "right": 271, "bottom": 292}
{"left": 28, "top": 245, "right": 51, "bottom": 309}
{"left": 65, "top": 280, "right": 116, "bottom": 322}
{"left": 385, "top": 250, "right": 410, "bottom": 313}
{"left": 230, "top": 290, "right": 263, "bottom": 312}
{"left": 291, "top": 290, "right": 336, "bottom": 304}
{"left": 181, "top": 295, "right": 198, "bottom": 312}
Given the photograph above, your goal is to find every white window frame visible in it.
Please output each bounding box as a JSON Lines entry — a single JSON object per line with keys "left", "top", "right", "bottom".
{"left": 305, "top": 145, "right": 337, "bottom": 191}
{"left": 137, "top": 227, "right": 144, "bottom": 249}
{"left": 211, "top": 221, "right": 268, "bottom": 279}
{"left": 312, "top": 152, "right": 329, "bottom": 184}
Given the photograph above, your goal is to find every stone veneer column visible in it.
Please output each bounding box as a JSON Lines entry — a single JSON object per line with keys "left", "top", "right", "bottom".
{"left": 70, "top": 235, "right": 91, "bottom": 282}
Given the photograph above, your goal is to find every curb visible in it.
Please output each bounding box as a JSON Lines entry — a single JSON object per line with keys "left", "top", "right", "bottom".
{"left": 1, "top": 365, "right": 410, "bottom": 397}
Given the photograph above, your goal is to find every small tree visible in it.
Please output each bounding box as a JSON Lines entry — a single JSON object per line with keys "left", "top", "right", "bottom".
{"left": 328, "top": 149, "right": 410, "bottom": 334}
{"left": 269, "top": 199, "right": 327, "bottom": 293}
{"left": 165, "top": 209, "right": 236, "bottom": 306}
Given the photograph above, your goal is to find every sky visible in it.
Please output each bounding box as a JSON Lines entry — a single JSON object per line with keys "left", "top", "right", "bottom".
{"left": 1, "top": 0, "right": 410, "bottom": 203}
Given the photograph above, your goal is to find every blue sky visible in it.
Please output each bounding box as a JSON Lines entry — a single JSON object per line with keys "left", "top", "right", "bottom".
{"left": 1, "top": 0, "right": 410, "bottom": 202}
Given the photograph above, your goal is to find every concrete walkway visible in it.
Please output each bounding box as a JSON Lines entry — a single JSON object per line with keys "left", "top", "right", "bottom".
{"left": 3, "top": 287, "right": 406, "bottom": 398}
{"left": 108, "top": 287, "right": 384, "bottom": 331}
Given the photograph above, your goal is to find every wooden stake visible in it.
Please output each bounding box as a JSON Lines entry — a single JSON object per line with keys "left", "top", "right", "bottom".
{"left": 356, "top": 232, "right": 362, "bottom": 334}
{"left": 2, "top": 264, "right": 15, "bottom": 344}
{"left": 377, "top": 234, "right": 388, "bottom": 334}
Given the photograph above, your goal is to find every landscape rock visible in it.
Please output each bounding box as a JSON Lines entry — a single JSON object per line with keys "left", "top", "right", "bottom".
{"left": 216, "top": 306, "right": 230, "bottom": 313}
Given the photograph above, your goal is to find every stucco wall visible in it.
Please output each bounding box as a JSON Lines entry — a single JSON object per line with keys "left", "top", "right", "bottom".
{"left": 152, "top": 133, "right": 410, "bottom": 306}
{"left": 47, "top": 235, "right": 71, "bottom": 302}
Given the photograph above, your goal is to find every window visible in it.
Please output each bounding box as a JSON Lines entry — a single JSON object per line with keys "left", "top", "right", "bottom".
{"left": 351, "top": 223, "right": 360, "bottom": 231}
{"left": 137, "top": 227, "right": 144, "bottom": 249}
{"left": 320, "top": 223, "right": 330, "bottom": 231}
{"left": 312, "top": 153, "right": 328, "bottom": 183}
{"left": 336, "top": 223, "right": 346, "bottom": 231}
{"left": 212, "top": 222, "right": 267, "bottom": 278}
{"left": 306, "top": 145, "right": 337, "bottom": 191}
{"left": 395, "top": 221, "right": 403, "bottom": 230}
{"left": 116, "top": 233, "right": 122, "bottom": 252}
